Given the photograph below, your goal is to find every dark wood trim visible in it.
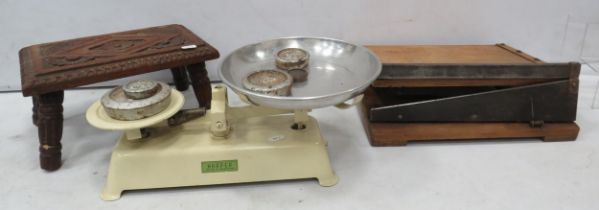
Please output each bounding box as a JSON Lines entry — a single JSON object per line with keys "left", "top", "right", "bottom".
{"left": 187, "top": 62, "right": 212, "bottom": 109}
{"left": 32, "top": 95, "right": 39, "bottom": 126}
{"left": 170, "top": 67, "right": 190, "bottom": 91}
{"left": 37, "top": 91, "right": 64, "bottom": 171}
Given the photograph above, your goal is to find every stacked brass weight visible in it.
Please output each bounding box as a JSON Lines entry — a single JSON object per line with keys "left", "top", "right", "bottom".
{"left": 242, "top": 69, "right": 293, "bottom": 96}
{"left": 101, "top": 80, "right": 171, "bottom": 121}
{"left": 275, "top": 48, "right": 309, "bottom": 82}
{"left": 242, "top": 48, "right": 310, "bottom": 96}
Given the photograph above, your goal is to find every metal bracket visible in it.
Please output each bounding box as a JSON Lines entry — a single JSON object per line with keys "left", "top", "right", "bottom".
{"left": 370, "top": 80, "right": 577, "bottom": 123}
{"left": 167, "top": 108, "right": 207, "bottom": 127}
{"left": 292, "top": 110, "right": 309, "bottom": 130}
{"left": 210, "top": 85, "right": 230, "bottom": 139}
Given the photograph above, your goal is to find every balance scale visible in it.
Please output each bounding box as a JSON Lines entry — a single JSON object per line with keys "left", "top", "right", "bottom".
{"left": 86, "top": 37, "right": 381, "bottom": 201}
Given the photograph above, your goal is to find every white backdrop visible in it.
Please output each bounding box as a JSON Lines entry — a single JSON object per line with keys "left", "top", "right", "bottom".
{"left": 1, "top": 0, "right": 598, "bottom": 91}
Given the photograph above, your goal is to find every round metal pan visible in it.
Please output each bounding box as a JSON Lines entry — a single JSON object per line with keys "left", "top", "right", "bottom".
{"left": 219, "top": 37, "right": 381, "bottom": 110}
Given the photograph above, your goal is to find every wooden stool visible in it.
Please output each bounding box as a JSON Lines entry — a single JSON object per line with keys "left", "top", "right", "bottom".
{"left": 19, "top": 24, "right": 219, "bottom": 171}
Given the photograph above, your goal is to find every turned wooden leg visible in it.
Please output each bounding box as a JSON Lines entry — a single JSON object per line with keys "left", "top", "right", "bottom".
{"left": 37, "top": 91, "right": 64, "bottom": 171}
{"left": 170, "top": 66, "right": 189, "bottom": 91}
{"left": 187, "top": 62, "right": 212, "bottom": 109}
{"left": 32, "top": 95, "right": 39, "bottom": 126}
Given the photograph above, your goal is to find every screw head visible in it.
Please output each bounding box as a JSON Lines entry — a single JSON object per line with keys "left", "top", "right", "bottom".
{"left": 215, "top": 121, "right": 224, "bottom": 129}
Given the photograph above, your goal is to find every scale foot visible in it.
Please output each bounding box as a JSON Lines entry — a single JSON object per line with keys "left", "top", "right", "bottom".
{"left": 317, "top": 175, "right": 339, "bottom": 187}
{"left": 101, "top": 188, "right": 122, "bottom": 201}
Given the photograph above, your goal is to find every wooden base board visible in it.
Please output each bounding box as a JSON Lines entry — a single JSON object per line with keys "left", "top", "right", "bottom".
{"left": 363, "top": 121, "right": 579, "bottom": 146}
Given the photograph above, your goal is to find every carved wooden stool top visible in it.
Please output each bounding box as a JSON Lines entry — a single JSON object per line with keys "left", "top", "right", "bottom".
{"left": 19, "top": 24, "right": 219, "bottom": 96}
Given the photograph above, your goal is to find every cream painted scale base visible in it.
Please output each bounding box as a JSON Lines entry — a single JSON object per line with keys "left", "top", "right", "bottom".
{"left": 86, "top": 86, "right": 338, "bottom": 201}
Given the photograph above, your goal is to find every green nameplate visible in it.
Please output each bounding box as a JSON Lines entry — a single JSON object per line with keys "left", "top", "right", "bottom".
{"left": 202, "top": 160, "right": 238, "bottom": 173}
